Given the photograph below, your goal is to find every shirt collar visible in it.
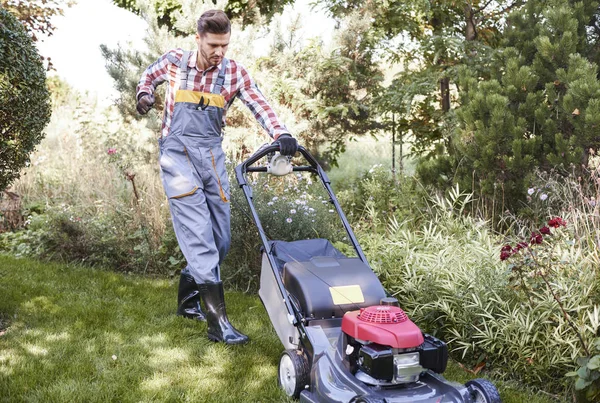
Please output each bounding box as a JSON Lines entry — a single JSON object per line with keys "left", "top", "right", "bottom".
{"left": 190, "top": 50, "right": 221, "bottom": 75}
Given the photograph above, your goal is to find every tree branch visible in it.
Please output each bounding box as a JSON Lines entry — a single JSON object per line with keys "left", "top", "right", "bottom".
{"left": 480, "top": 0, "right": 526, "bottom": 23}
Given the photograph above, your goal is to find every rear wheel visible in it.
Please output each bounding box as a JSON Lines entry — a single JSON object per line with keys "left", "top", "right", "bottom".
{"left": 465, "top": 379, "right": 501, "bottom": 403}
{"left": 278, "top": 349, "right": 309, "bottom": 399}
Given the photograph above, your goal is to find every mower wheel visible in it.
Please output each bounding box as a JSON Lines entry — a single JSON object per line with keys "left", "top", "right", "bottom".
{"left": 278, "top": 349, "right": 309, "bottom": 399}
{"left": 465, "top": 379, "right": 501, "bottom": 403}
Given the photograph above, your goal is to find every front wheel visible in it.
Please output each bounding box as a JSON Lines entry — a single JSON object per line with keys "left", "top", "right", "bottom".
{"left": 465, "top": 379, "right": 501, "bottom": 403}
{"left": 278, "top": 349, "right": 310, "bottom": 399}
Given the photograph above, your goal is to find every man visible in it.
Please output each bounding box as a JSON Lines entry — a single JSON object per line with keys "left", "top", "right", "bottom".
{"left": 136, "top": 9, "right": 297, "bottom": 345}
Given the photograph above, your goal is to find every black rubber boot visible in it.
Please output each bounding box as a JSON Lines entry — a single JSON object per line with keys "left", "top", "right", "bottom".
{"left": 176, "top": 271, "right": 206, "bottom": 321}
{"left": 198, "top": 281, "right": 249, "bottom": 345}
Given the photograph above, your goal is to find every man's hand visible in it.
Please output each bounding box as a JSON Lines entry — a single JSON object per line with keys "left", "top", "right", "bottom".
{"left": 275, "top": 133, "right": 298, "bottom": 156}
{"left": 136, "top": 93, "right": 155, "bottom": 115}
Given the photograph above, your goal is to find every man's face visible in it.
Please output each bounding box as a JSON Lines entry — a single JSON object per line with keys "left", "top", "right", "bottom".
{"left": 196, "top": 32, "right": 230, "bottom": 69}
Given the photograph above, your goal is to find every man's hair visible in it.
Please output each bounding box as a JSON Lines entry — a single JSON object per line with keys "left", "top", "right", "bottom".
{"left": 197, "top": 10, "right": 231, "bottom": 36}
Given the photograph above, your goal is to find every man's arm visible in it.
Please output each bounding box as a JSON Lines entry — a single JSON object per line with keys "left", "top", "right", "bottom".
{"left": 136, "top": 49, "right": 181, "bottom": 114}
{"left": 235, "top": 62, "right": 289, "bottom": 140}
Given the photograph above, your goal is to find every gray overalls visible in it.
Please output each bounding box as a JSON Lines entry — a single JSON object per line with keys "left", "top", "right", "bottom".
{"left": 159, "top": 52, "right": 230, "bottom": 284}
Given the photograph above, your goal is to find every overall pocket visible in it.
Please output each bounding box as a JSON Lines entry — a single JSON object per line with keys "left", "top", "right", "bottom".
{"left": 179, "top": 105, "right": 223, "bottom": 138}
{"left": 159, "top": 139, "right": 199, "bottom": 199}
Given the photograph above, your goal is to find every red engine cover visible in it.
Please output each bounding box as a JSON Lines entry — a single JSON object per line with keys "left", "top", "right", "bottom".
{"left": 341, "top": 305, "right": 424, "bottom": 349}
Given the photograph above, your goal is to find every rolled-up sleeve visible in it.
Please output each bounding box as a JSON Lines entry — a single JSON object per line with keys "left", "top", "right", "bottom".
{"left": 235, "top": 63, "right": 288, "bottom": 139}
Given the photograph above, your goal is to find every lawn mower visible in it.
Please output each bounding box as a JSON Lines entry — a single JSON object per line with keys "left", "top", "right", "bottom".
{"left": 235, "top": 144, "right": 501, "bottom": 403}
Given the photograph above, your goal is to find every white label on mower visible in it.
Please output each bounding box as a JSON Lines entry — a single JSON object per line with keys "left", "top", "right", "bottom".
{"left": 329, "top": 285, "right": 365, "bottom": 305}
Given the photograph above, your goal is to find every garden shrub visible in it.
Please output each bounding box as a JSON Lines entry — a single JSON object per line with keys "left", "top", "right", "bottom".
{"left": 336, "top": 164, "right": 429, "bottom": 231}
{"left": 360, "top": 185, "right": 600, "bottom": 391}
{"left": 0, "top": 204, "right": 182, "bottom": 276}
{"left": 224, "top": 167, "right": 354, "bottom": 291}
{"left": 0, "top": 8, "right": 52, "bottom": 191}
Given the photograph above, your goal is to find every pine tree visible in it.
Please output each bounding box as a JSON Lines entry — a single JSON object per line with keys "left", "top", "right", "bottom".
{"left": 439, "top": 0, "right": 600, "bottom": 215}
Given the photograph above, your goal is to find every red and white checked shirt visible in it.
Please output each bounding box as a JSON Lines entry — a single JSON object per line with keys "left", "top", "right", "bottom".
{"left": 137, "top": 48, "right": 288, "bottom": 139}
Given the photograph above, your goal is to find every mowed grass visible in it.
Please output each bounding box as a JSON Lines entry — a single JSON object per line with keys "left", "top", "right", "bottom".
{"left": 0, "top": 255, "right": 556, "bottom": 402}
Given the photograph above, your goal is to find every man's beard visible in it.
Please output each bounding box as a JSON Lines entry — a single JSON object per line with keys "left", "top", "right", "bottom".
{"left": 201, "top": 49, "right": 220, "bottom": 67}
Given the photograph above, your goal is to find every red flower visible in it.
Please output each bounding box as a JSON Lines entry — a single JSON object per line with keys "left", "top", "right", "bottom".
{"left": 515, "top": 242, "right": 528, "bottom": 251}
{"left": 530, "top": 232, "right": 543, "bottom": 244}
{"left": 500, "top": 250, "right": 512, "bottom": 261}
{"left": 539, "top": 226, "right": 551, "bottom": 235}
{"left": 548, "top": 217, "right": 566, "bottom": 228}
{"left": 501, "top": 244, "right": 513, "bottom": 252}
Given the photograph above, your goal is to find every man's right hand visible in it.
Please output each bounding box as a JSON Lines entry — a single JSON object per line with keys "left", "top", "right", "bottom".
{"left": 136, "top": 93, "right": 155, "bottom": 115}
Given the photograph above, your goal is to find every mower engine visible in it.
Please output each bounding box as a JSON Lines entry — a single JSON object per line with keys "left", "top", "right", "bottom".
{"left": 341, "top": 301, "right": 448, "bottom": 386}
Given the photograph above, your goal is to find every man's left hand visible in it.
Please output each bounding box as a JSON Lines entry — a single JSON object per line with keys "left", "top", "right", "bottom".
{"left": 275, "top": 134, "right": 298, "bottom": 156}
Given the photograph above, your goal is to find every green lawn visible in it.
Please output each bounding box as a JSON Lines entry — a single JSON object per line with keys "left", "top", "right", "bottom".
{"left": 0, "top": 255, "right": 557, "bottom": 402}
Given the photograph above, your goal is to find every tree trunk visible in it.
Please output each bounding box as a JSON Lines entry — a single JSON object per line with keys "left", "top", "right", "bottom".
{"left": 465, "top": 4, "right": 477, "bottom": 41}
{"left": 440, "top": 77, "right": 450, "bottom": 112}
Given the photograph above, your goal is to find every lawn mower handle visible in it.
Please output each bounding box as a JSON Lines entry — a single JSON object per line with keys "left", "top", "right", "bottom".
{"left": 234, "top": 142, "right": 372, "bottom": 327}
{"left": 235, "top": 144, "right": 330, "bottom": 187}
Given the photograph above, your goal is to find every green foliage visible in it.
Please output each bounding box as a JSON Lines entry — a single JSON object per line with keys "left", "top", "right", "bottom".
{"left": 355, "top": 176, "right": 600, "bottom": 390}
{"left": 257, "top": 12, "right": 384, "bottom": 166}
{"left": 0, "top": 0, "right": 68, "bottom": 42}
{"left": 567, "top": 339, "right": 600, "bottom": 402}
{"left": 335, "top": 164, "right": 428, "bottom": 232}
{"left": 0, "top": 205, "right": 182, "bottom": 275}
{"left": 0, "top": 8, "right": 51, "bottom": 192}
{"left": 225, "top": 167, "right": 353, "bottom": 291}
{"left": 113, "top": 0, "right": 296, "bottom": 29}
{"left": 427, "top": 0, "right": 600, "bottom": 215}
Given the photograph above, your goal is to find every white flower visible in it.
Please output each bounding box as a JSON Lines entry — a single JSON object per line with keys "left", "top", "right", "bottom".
{"left": 273, "top": 210, "right": 278, "bottom": 214}
{"left": 111, "top": 355, "right": 117, "bottom": 361}
{"left": 272, "top": 196, "right": 279, "bottom": 201}
{"left": 309, "top": 208, "right": 315, "bottom": 213}
{"left": 290, "top": 209, "right": 297, "bottom": 214}
{"left": 267, "top": 201, "right": 274, "bottom": 206}
{"left": 540, "top": 193, "right": 548, "bottom": 201}
{"left": 286, "top": 217, "right": 293, "bottom": 223}
{"left": 329, "top": 209, "right": 335, "bottom": 213}
{"left": 527, "top": 188, "right": 535, "bottom": 195}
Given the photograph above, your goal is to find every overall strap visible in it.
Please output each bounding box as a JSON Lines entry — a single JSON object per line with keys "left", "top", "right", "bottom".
{"left": 212, "top": 58, "right": 228, "bottom": 95}
{"left": 179, "top": 51, "right": 191, "bottom": 90}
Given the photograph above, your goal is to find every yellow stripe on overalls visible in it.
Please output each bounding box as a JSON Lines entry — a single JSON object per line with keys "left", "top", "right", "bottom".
{"left": 175, "top": 90, "right": 225, "bottom": 108}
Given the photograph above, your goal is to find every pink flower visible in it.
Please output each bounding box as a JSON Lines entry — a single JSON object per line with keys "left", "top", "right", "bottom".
{"left": 548, "top": 217, "right": 566, "bottom": 228}
{"left": 107, "top": 148, "right": 117, "bottom": 155}
{"left": 530, "top": 232, "right": 543, "bottom": 245}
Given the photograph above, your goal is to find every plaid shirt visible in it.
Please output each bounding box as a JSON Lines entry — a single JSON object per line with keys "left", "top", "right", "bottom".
{"left": 137, "top": 48, "right": 288, "bottom": 139}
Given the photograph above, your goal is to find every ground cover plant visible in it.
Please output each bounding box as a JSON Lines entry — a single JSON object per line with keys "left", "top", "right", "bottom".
{"left": 0, "top": 255, "right": 556, "bottom": 402}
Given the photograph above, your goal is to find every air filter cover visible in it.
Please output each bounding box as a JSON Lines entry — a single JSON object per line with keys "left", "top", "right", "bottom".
{"left": 342, "top": 306, "right": 424, "bottom": 349}
{"left": 358, "top": 305, "right": 408, "bottom": 324}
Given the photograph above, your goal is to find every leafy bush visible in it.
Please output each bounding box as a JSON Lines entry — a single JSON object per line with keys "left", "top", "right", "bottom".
{"left": 568, "top": 338, "right": 600, "bottom": 402}
{"left": 360, "top": 185, "right": 599, "bottom": 391}
{"left": 0, "top": 204, "right": 183, "bottom": 276}
{"left": 336, "top": 164, "right": 429, "bottom": 231}
{"left": 0, "top": 8, "right": 51, "bottom": 191}
{"left": 224, "top": 167, "right": 353, "bottom": 291}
